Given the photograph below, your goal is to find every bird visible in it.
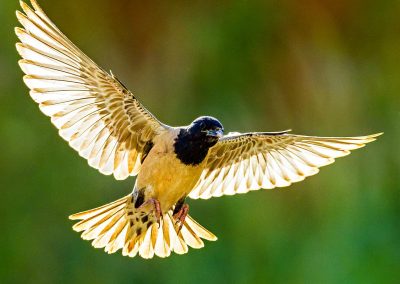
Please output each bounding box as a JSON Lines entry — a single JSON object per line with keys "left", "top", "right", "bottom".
{"left": 15, "top": 0, "right": 382, "bottom": 259}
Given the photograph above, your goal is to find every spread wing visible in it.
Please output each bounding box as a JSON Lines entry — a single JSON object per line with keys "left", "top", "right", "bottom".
{"left": 189, "top": 131, "right": 382, "bottom": 199}
{"left": 15, "top": 0, "right": 169, "bottom": 180}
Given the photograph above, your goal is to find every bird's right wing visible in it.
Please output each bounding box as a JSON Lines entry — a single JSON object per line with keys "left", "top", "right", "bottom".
{"left": 16, "top": 0, "right": 170, "bottom": 180}
{"left": 189, "top": 132, "right": 382, "bottom": 199}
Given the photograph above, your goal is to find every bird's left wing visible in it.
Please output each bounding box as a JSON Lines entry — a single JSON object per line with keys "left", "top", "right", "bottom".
{"left": 189, "top": 131, "right": 381, "bottom": 199}
{"left": 15, "top": 0, "right": 170, "bottom": 180}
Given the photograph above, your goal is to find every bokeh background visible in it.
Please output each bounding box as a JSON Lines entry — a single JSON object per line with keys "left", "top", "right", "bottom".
{"left": 0, "top": 0, "right": 399, "bottom": 283}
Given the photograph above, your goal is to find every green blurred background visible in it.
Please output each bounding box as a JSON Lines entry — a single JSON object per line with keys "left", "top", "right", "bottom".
{"left": 0, "top": 0, "right": 399, "bottom": 283}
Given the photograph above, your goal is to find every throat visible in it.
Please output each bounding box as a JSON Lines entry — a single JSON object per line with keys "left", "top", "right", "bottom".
{"left": 173, "top": 129, "right": 210, "bottom": 166}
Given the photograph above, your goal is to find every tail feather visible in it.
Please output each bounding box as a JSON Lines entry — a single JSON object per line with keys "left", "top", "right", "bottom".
{"left": 71, "top": 196, "right": 127, "bottom": 231}
{"left": 69, "top": 195, "right": 217, "bottom": 259}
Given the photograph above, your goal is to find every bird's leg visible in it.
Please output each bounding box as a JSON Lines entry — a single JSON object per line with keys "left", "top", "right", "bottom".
{"left": 173, "top": 197, "right": 189, "bottom": 232}
{"left": 174, "top": 204, "right": 189, "bottom": 232}
{"left": 172, "top": 197, "right": 185, "bottom": 216}
{"left": 132, "top": 188, "right": 162, "bottom": 226}
{"left": 138, "top": 198, "right": 162, "bottom": 226}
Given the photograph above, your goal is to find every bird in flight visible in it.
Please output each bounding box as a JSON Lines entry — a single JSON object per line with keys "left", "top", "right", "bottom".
{"left": 16, "top": 0, "right": 381, "bottom": 259}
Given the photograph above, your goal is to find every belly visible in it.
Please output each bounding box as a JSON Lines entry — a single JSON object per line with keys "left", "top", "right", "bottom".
{"left": 136, "top": 150, "right": 204, "bottom": 213}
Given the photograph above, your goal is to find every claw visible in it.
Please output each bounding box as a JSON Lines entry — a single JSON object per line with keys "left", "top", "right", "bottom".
{"left": 173, "top": 204, "right": 189, "bottom": 233}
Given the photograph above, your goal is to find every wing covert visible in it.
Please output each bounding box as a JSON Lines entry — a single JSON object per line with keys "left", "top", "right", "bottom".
{"left": 16, "top": 0, "right": 169, "bottom": 180}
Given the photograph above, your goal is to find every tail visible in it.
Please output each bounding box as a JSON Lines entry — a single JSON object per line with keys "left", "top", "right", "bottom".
{"left": 69, "top": 195, "right": 217, "bottom": 259}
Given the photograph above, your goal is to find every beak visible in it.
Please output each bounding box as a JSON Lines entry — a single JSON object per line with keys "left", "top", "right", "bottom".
{"left": 206, "top": 129, "right": 224, "bottom": 138}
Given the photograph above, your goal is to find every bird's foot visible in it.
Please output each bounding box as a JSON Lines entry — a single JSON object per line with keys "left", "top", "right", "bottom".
{"left": 138, "top": 198, "right": 162, "bottom": 226}
{"left": 173, "top": 204, "right": 189, "bottom": 233}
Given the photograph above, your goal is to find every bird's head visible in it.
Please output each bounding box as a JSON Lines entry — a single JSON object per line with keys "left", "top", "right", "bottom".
{"left": 174, "top": 116, "right": 224, "bottom": 165}
{"left": 187, "top": 116, "right": 224, "bottom": 146}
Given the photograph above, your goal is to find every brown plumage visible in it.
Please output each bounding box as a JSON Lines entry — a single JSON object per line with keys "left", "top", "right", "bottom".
{"left": 16, "top": 0, "right": 382, "bottom": 259}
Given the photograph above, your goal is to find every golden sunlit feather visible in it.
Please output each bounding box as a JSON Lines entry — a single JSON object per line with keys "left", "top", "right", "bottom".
{"left": 16, "top": 0, "right": 168, "bottom": 181}
{"left": 189, "top": 133, "right": 382, "bottom": 199}
{"left": 69, "top": 195, "right": 216, "bottom": 259}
